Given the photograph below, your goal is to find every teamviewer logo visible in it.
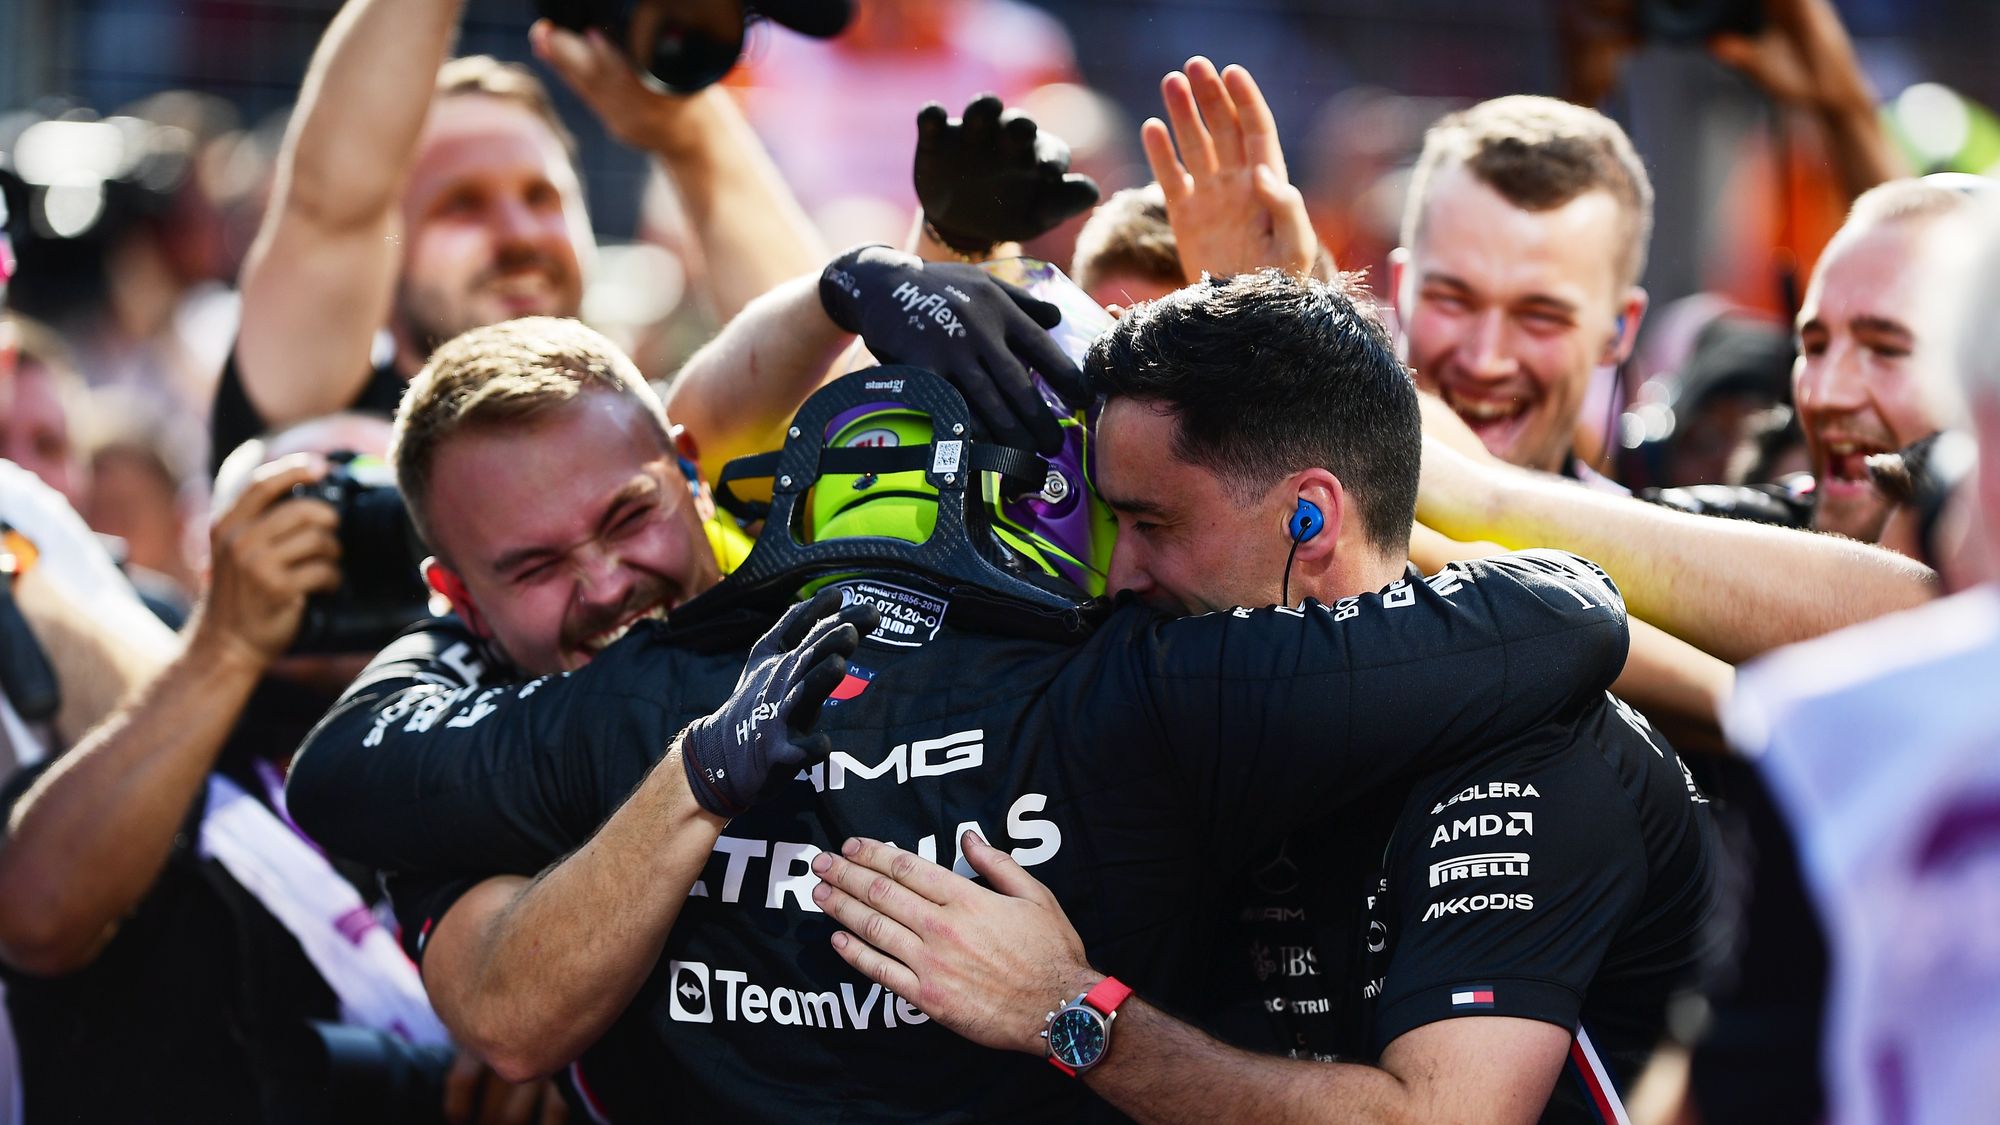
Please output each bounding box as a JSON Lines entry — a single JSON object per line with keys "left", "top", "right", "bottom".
{"left": 669, "top": 959, "right": 713, "bottom": 1023}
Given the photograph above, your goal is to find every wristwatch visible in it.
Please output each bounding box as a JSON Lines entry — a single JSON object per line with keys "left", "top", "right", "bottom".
{"left": 1041, "top": 977, "right": 1132, "bottom": 1076}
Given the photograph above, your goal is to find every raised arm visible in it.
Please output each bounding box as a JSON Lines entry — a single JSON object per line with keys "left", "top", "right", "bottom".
{"left": 1142, "top": 57, "right": 1327, "bottom": 283}
{"left": 529, "top": 21, "right": 825, "bottom": 322}
{"left": 236, "top": 0, "right": 462, "bottom": 424}
{"left": 1708, "top": 0, "right": 1909, "bottom": 201}
{"left": 665, "top": 246, "right": 1089, "bottom": 482}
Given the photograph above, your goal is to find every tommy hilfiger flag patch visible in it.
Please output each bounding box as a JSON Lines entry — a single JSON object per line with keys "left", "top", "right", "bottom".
{"left": 1450, "top": 986, "right": 1496, "bottom": 1008}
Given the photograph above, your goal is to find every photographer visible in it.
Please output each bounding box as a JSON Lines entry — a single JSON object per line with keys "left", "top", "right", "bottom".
{"left": 0, "top": 418, "right": 559, "bottom": 1123}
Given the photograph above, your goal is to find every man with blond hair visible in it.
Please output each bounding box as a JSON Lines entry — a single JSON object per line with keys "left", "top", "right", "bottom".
{"left": 1392, "top": 94, "right": 1653, "bottom": 482}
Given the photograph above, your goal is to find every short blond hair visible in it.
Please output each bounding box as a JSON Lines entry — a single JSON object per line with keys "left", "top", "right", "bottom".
{"left": 1846, "top": 175, "right": 1986, "bottom": 233}
{"left": 436, "top": 55, "right": 577, "bottom": 157}
{"left": 392, "top": 317, "right": 669, "bottom": 552}
{"left": 1405, "top": 95, "right": 1654, "bottom": 289}
{"left": 1071, "top": 184, "right": 1182, "bottom": 294}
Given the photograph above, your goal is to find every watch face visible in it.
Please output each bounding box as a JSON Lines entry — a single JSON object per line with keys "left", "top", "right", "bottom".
{"left": 1048, "top": 1006, "right": 1107, "bottom": 1069}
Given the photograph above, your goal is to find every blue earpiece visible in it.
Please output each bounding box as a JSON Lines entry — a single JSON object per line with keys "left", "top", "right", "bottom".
{"left": 677, "top": 455, "right": 704, "bottom": 499}
{"left": 1289, "top": 498, "right": 1324, "bottom": 543}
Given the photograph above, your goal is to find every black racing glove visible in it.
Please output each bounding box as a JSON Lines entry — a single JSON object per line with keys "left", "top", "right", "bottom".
{"left": 819, "top": 245, "right": 1087, "bottom": 453}
{"left": 914, "top": 94, "right": 1101, "bottom": 253}
{"left": 679, "top": 588, "right": 880, "bottom": 818}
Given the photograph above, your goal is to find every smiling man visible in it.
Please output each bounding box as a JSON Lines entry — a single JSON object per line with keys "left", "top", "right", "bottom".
{"left": 1392, "top": 95, "right": 1650, "bottom": 481}
{"left": 389, "top": 319, "right": 726, "bottom": 673}
{"left": 1793, "top": 177, "right": 1987, "bottom": 542}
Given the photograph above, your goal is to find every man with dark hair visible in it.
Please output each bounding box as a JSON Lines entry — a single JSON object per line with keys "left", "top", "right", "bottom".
{"left": 1087, "top": 268, "right": 1419, "bottom": 592}
{"left": 286, "top": 274, "right": 1644, "bottom": 1119}
{"left": 811, "top": 270, "right": 1719, "bottom": 1123}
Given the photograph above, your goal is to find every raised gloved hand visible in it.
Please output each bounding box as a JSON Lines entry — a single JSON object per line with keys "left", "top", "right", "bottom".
{"left": 820, "top": 245, "right": 1087, "bottom": 453}
{"left": 914, "top": 95, "right": 1101, "bottom": 254}
{"left": 679, "top": 588, "right": 880, "bottom": 818}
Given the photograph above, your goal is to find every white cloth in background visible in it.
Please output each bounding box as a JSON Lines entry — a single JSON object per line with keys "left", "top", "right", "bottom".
{"left": 1727, "top": 584, "right": 2000, "bottom": 1124}
{"left": 199, "top": 774, "right": 449, "bottom": 1047}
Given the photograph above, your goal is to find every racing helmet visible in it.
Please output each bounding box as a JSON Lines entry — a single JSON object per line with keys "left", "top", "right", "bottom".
{"left": 808, "top": 394, "right": 1113, "bottom": 596}
{"left": 804, "top": 257, "right": 1116, "bottom": 598}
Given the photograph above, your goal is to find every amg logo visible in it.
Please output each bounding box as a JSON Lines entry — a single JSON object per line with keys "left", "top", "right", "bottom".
{"left": 1428, "top": 852, "right": 1531, "bottom": 887}
{"left": 1431, "top": 782, "right": 1541, "bottom": 815}
{"left": 667, "top": 959, "right": 929, "bottom": 1031}
{"left": 810, "top": 729, "right": 983, "bottom": 791}
{"left": 1421, "top": 893, "right": 1535, "bottom": 922}
{"left": 1240, "top": 906, "right": 1308, "bottom": 923}
{"left": 1430, "top": 811, "right": 1533, "bottom": 847}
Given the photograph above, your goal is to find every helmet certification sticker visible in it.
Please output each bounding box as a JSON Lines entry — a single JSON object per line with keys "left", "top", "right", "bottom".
{"left": 832, "top": 579, "right": 949, "bottom": 649}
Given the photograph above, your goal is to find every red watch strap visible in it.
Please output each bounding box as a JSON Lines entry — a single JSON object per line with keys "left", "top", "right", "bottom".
{"left": 1085, "top": 976, "right": 1132, "bottom": 1015}
{"left": 1047, "top": 1057, "right": 1078, "bottom": 1077}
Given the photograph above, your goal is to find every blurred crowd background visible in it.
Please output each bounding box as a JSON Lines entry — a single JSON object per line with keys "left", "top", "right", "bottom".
{"left": 2, "top": 0, "right": 1998, "bottom": 618}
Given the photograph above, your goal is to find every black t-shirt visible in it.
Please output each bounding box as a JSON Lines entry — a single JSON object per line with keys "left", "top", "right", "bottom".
{"left": 0, "top": 756, "right": 341, "bottom": 1123}
{"left": 209, "top": 346, "right": 405, "bottom": 472}
{"left": 289, "top": 551, "right": 1634, "bottom": 1122}
{"left": 1219, "top": 597, "right": 1720, "bottom": 1122}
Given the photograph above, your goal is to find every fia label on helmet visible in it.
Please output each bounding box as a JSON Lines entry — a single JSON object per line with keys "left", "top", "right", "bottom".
{"left": 833, "top": 579, "right": 948, "bottom": 649}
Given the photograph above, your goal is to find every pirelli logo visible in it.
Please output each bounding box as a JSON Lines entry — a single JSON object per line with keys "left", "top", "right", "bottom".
{"left": 1428, "top": 851, "right": 1531, "bottom": 887}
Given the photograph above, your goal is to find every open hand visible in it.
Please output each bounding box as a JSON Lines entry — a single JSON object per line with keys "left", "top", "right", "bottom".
{"left": 1142, "top": 57, "right": 1318, "bottom": 283}
{"left": 812, "top": 831, "right": 1100, "bottom": 1056}
{"left": 819, "top": 245, "right": 1087, "bottom": 453}
{"left": 678, "top": 588, "right": 877, "bottom": 818}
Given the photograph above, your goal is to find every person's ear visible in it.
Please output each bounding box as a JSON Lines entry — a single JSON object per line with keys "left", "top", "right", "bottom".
{"left": 1388, "top": 247, "right": 1413, "bottom": 324}
{"left": 423, "top": 557, "right": 490, "bottom": 637}
{"left": 1604, "top": 286, "right": 1649, "bottom": 367}
{"left": 1282, "top": 469, "right": 1344, "bottom": 563}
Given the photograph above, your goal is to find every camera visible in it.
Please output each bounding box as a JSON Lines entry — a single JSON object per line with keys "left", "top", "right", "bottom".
{"left": 535, "top": 0, "right": 852, "bottom": 93}
{"left": 288, "top": 453, "right": 432, "bottom": 655}
{"left": 1635, "top": 0, "right": 1763, "bottom": 42}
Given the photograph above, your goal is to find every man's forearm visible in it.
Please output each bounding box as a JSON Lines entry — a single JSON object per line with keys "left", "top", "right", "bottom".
{"left": 1418, "top": 440, "right": 1937, "bottom": 663}
{"left": 1081, "top": 998, "right": 1406, "bottom": 1125}
{"left": 655, "top": 91, "right": 827, "bottom": 322}
{"left": 0, "top": 626, "right": 263, "bottom": 974}
{"left": 425, "top": 743, "right": 724, "bottom": 1082}
{"left": 236, "top": 0, "right": 463, "bottom": 422}
{"left": 278, "top": 0, "right": 462, "bottom": 229}
{"left": 662, "top": 273, "right": 852, "bottom": 483}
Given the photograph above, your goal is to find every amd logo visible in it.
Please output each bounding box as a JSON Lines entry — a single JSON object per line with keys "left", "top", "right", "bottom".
{"left": 809, "top": 729, "right": 983, "bottom": 791}
{"left": 1430, "top": 811, "right": 1533, "bottom": 847}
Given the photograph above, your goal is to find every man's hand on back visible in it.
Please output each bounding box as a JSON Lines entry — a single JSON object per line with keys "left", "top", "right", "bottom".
{"left": 820, "top": 246, "right": 1087, "bottom": 453}
{"left": 679, "top": 589, "right": 879, "bottom": 818}
{"left": 813, "top": 832, "right": 1099, "bottom": 1056}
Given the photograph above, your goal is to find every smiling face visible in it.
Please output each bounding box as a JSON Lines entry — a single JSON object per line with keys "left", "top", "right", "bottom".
{"left": 393, "top": 95, "right": 590, "bottom": 371}
{"left": 421, "top": 389, "right": 720, "bottom": 674}
{"left": 1794, "top": 216, "right": 1956, "bottom": 543}
{"left": 1397, "top": 161, "right": 1641, "bottom": 474}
